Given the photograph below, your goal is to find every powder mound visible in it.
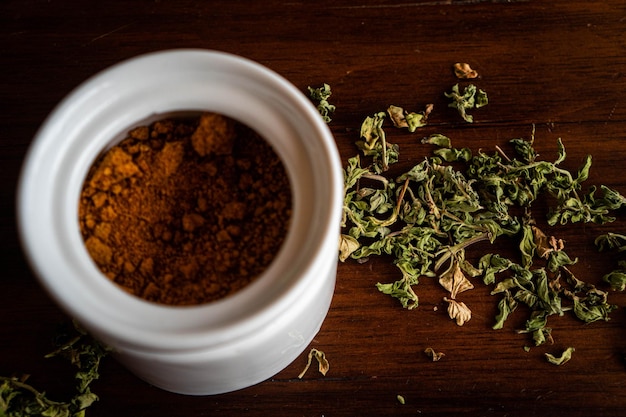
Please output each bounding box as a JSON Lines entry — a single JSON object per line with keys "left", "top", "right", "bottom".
{"left": 79, "top": 113, "right": 292, "bottom": 306}
{"left": 191, "top": 113, "right": 236, "bottom": 156}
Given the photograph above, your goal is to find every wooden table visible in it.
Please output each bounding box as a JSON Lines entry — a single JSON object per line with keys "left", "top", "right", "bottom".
{"left": 2, "top": 1, "right": 625, "bottom": 416}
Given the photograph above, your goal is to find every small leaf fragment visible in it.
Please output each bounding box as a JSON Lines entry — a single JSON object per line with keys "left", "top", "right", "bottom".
{"left": 387, "top": 105, "right": 408, "bottom": 128}
{"left": 387, "top": 104, "right": 433, "bottom": 132}
{"left": 339, "top": 234, "right": 360, "bottom": 262}
{"left": 545, "top": 347, "right": 575, "bottom": 365}
{"left": 453, "top": 62, "right": 479, "bottom": 79}
{"left": 397, "top": 394, "right": 406, "bottom": 405}
{"left": 298, "top": 348, "right": 329, "bottom": 379}
{"left": 421, "top": 133, "right": 451, "bottom": 148}
{"left": 307, "top": 83, "right": 335, "bottom": 123}
{"left": 445, "top": 84, "right": 488, "bottom": 123}
{"left": 603, "top": 270, "right": 626, "bottom": 291}
{"left": 424, "top": 347, "right": 445, "bottom": 362}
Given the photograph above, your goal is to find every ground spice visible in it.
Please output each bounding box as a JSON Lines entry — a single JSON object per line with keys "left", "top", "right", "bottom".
{"left": 78, "top": 113, "right": 292, "bottom": 305}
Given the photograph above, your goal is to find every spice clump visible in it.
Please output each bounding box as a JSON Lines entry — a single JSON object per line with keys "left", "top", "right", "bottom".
{"left": 79, "top": 112, "right": 292, "bottom": 305}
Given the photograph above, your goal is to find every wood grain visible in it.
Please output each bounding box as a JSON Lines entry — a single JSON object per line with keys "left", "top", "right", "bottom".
{"left": 1, "top": 1, "right": 625, "bottom": 416}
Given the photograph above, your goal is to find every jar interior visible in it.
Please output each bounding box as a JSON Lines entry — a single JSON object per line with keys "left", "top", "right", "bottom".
{"left": 77, "top": 111, "right": 293, "bottom": 306}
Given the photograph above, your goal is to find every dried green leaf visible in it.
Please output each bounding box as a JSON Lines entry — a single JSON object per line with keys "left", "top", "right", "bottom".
{"left": 421, "top": 134, "right": 451, "bottom": 148}
{"left": 519, "top": 223, "right": 536, "bottom": 269}
{"left": 307, "top": 83, "right": 335, "bottom": 123}
{"left": 479, "top": 253, "right": 513, "bottom": 285}
{"left": 433, "top": 147, "right": 472, "bottom": 162}
{"left": 545, "top": 347, "right": 575, "bottom": 366}
{"left": 602, "top": 270, "right": 626, "bottom": 291}
{"left": 532, "top": 327, "right": 552, "bottom": 346}
{"left": 493, "top": 291, "right": 518, "bottom": 330}
{"left": 444, "top": 84, "right": 488, "bottom": 123}
{"left": 518, "top": 310, "right": 549, "bottom": 340}
{"left": 510, "top": 137, "right": 537, "bottom": 163}
{"left": 387, "top": 104, "right": 433, "bottom": 132}
{"left": 358, "top": 112, "right": 396, "bottom": 172}
{"left": 573, "top": 297, "right": 616, "bottom": 323}
{"left": 546, "top": 250, "right": 577, "bottom": 273}
{"left": 343, "top": 155, "right": 370, "bottom": 190}
{"left": 0, "top": 323, "right": 108, "bottom": 417}
{"left": 595, "top": 232, "right": 626, "bottom": 252}
{"left": 404, "top": 112, "right": 428, "bottom": 132}
{"left": 376, "top": 275, "right": 419, "bottom": 310}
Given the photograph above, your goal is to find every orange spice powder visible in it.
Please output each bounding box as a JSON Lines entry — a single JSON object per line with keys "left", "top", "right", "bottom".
{"left": 78, "top": 113, "right": 292, "bottom": 305}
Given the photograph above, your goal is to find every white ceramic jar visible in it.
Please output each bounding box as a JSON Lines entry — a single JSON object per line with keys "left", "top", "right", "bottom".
{"left": 17, "top": 50, "right": 343, "bottom": 395}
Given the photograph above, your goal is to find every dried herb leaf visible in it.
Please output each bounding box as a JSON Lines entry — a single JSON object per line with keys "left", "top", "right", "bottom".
{"left": 453, "top": 62, "right": 479, "bottom": 79}
{"left": 376, "top": 274, "right": 419, "bottom": 310}
{"left": 573, "top": 296, "right": 616, "bottom": 323}
{"left": 387, "top": 105, "right": 408, "bottom": 129}
{"left": 602, "top": 270, "right": 626, "bottom": 291}
{"left": 545, "top": 347, "right": 575, "bottom": 365}
{"left": 444, "top": 84, "right": 488, "bottom": 123}
{"left": 421, "top": 134, "right": 451, "bottom": 148}
{"left": 443, "top": 297, "right": 472, "bottom": 326}
{"left": 493, "top": 291, "right": 518, "bottom": 330}
{"left": 298, "top": 348, "right": 329, "bottom": 378}
{"left": 308, "top": 83, "right": 335, "bottom": 123}
{"left": 519, "top": 223, "right": 537, "bottom": 268}
{"left": 387, "top": 104, "right": 434, "bottom": 132}
{"left": 424, "top": 347, "right": 445, "bottom": 361}
{"left": 0, "top": 323, "right": 109, "bottom": 417}
{"left": 358, "top": 112, "right": 396, "bottom": 172}
{"left": 341, "top": 77, "right": 621, "bottom": 359}
{"left": 595, "top": 232, "right": 626, "bottom": 252}
{"left": 339, "top": 234, "right": 360, "bottom": 262}
{"left": 595, "top": 233, "right": 626, "bottom": 291}
{"left": 438, "top": 261, "right": 474, "bottom": 299}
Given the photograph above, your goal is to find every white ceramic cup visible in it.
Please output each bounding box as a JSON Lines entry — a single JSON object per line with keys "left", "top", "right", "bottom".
{"left": 17, "top": 49, "right": 343, "bottom": 395}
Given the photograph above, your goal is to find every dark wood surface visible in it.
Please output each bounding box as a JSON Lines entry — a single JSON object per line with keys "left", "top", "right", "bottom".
{"left": 2, "top": 1, "right": 626, "bottom": 416}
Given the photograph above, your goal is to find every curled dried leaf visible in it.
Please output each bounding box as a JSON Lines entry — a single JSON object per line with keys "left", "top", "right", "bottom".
{"left": 445, "top": 84, "right": 488, "bottom": 123}
{"left": 298, "top": 348, "right": 329, "bottom": 378}
{"left": 531, "top": 225, "right": 550, "bottom": 258}
{"left": 339, "top": 234, "right": 360, "bottom": 262}
{"left": 545, "top": 347, "right": 575, "bottom": 365}
{"left": 424, "top": 347, "right": 445, "bottom": 362}
{"left": 532, "top": 225, "right": 564, "bottom": 259}
{"left": 387, "top": 105, "right": 408, "bottom": 128}
{"left": 454, "top": 62, "right": 479, "bottom": 79}
{"left": 439, "top": 262, "right": 475, "bottom": 299}
{"left": 307, "top": 83, "right": 335, "bottom": 123}
{"left": 386, "top": 104, "right": 433, "bottom": 132}
{"left": 444, "top": 297, "right": 472, "bottom": 326}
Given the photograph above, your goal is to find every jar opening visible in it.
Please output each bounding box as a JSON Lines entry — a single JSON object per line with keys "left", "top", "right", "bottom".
{"left": 78, "top": 112, "right": 293, "bottom": 306}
